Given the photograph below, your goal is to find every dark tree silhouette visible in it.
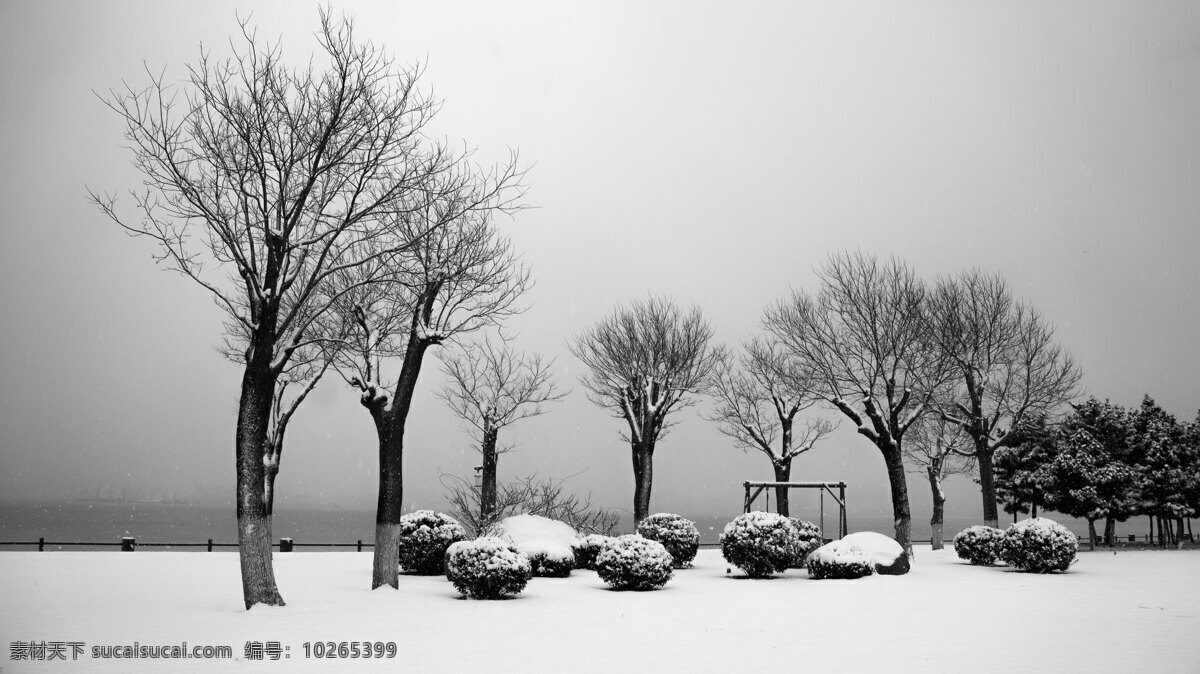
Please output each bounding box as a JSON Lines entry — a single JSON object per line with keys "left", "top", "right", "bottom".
{"left": 764, "top": 252, "right": 952, "bottom": 557}
{"left": 437, "top": 334, "right": 566, "bottom": 523}
{"left": 930, "top": 270, "right": 1080, "bottom": 528}
{"left": 91, "top": 10, "right": 457, "bottom": 608}
{"left": 569, "top": 296, "right": 724, "bottom": 523}
{"left": 708, "top": 337, "right": 835, "bottom": 517}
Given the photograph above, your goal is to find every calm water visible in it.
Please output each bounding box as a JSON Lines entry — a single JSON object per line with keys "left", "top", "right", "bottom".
{"left": 1, "top": 500, "right": 1125, "bottom": 551}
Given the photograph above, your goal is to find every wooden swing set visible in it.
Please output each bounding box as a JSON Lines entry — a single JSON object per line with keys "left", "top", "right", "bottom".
{"left": 742, "top": 481, "right": 848, "bottom": 539}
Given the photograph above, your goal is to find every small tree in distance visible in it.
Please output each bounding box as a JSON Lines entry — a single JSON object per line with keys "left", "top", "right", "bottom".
{"left": 569, "top": 296, "right": 724, "bottom": 523}
{"left": 708, "top": 337, "right": 836, "bottom": 517}
{"left": 437, "top": 334, "right": 566, "bottom": 523}
{"left": 903, "top": 413, "right": 975, "bottom": 549}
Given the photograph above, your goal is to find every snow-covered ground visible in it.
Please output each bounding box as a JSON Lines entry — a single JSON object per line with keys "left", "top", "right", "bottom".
{"left": 2, "top": 547, "right": 1197, "bottom": 672}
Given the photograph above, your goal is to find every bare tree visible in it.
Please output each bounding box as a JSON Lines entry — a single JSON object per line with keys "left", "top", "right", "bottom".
{"left": 437, "top": 333, "right": 566, "bottom": 522}
{"left": 903, "top": 413, "right": 975, "bottom": 549}
{"left": 764, "top": 253, "right": 951, "bottom": 557}
{"left": 930, "top": 270, "right": 1081, "bottom": 528}
{"left": 708, "top": 337, "right": 836, "bottom": 517}
{"left": 569, "top": 296, "right": 724, "bottom": 523}
{"left": 328, "top": 171, "right": 528, "bottom": 589}
{"left": 441, "top": 473, "right": 620, "bottom": 538}
{"left": 90, "top": 11, "right": 458, "bottom": 608}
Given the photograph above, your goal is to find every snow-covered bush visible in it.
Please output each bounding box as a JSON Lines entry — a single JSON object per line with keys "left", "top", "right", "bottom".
{"left": 807, "top": 545, "right": 874, "bottom": 579}
{"left": 571, "top": 534, "right": 614, "bottom": 570}
{"left": 594, "top": 535, "right": 674, "bottom": 590}
{"left": 720, "top": 511, "right": 797, "bottom": 578}
{"left": 953, "top": 525, "right": 1006, "bottom": 566}
{"left": 487, "top": 514, "right": 578, "bottom": 577}
{"left": 787, "top": 519, "right": 823, "bottom": 568}
{"left": 396, "top": 510, "right": 467, "bottom": 575}
{"left": 636, "top": 513, "right": 700, "bottom": 568}
{"left": 999, "top": 518, "right": 1078, "bottom": 573}
{"left": 444, "top": 537, "right": 531, "bottom": 599}
{"left": 807, "top": 532, "right": 908, "bottom": 579}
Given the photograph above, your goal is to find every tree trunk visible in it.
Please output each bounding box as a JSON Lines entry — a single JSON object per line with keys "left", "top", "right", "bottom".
{"left": 1178, "top": 517, "right": 1187, "bottom": 547}
{"left": 234, "top": 359, "right": 284, "bottom": 609}
{"left": 976, "top": 444, "right": 999, "bottom": 529}
{"left": 772, "top": 460, "right": 792, "bottom": 518}
{"left": 1104, "top": 517, "right": 1116, "bottom": 547}
{"left": 631, "top": 441, "right": 655, "bottom": 523}
{"left": 882, "top": 447, "right": 913, "bottom": 558}
{"left": 1087, "top": 519, "right": 1097, "bottom": 551}
{"left": 927, "top": 466, "right": 946, "bottom": 551}
{"left": 370, "top": 338, "right": 432, "bottom": 590}
{"left": 480, "top": 426, "right": 499, "bottom": 522}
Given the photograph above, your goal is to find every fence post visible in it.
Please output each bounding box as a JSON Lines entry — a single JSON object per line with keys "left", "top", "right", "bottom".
{"left": 357, "top": 539, "right": 362, "bottom": 552}
{"left": 38, "top": 536, "right": 44, "bottom": 552}
{"left": 121, "top": 537, "right": 136, "bottom": 552}
{"left": 207, "top": 538, "right": 213, "bottom": 552}
{"left": 279, "top": 537, "right": 293, "bottom": 553}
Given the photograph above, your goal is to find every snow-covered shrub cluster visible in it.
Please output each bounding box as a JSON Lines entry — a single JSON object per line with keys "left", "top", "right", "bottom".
{"left": 444, "top": 537, "right": 531, "bottom": 599}
{"left": 999, "top": 518, "right": 1077, "bottom": 573}
{"left": 636, "top": 513, "right": 700, "bottom": 568}
{"left": 807, "top": 532, "right": 907, "bottom": 579}
{"left": 787, "top": 519, "right": 823, "bottom": 568}
{"left": 720, "top": 511, "right": 797, "bottom": 578}
{"left": 953, "top": 525, "right": 1006, "bottom": 566}
{"left": 571, "top": 534, "right": 614, "bottom": 570}
{"left": 594, "top": 535, "right": 674, "bottom": 590}
{"left": 488, "top": 514, "right": 578, "bottom": 577}
{"left": 806, "top": 545, "right": 874, "bottom": 579}
{"left": 396, "top": 510, "right": 467, "bottom": 575}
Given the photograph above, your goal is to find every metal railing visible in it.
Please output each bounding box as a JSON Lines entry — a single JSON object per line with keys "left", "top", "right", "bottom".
{"left": 0, "top": 537, "right": 375, "bottom": 552}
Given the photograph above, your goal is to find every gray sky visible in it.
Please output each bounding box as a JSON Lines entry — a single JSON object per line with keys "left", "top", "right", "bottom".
{"left": 1, "top": 1, "right": 1198, "bottom": 527}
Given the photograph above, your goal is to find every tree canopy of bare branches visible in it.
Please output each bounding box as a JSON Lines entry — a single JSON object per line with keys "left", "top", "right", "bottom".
{"left": 325, "top": 163, "right": 528, "bottom": 589}
{"left": 437, "top": 333, "right": 566, "bottom": 522}
{"left": 764, "top": 252, "right": 951, "bottom": 557}
{"left": 929, "top": 269, "right": 1081, "bottom": 528}
{"left": 90, "top": 10, "right": 463, "bottom": 608}
{"left": 569, "top": 296, "right": 724, "bottom": 522}
{"left": 707, "top": 337, "right": 836, "bottom": 516}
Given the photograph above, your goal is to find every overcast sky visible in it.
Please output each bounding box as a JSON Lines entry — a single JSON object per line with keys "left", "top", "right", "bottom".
{"left": 1, "top": 1, "right": 1198, "bottom": 529}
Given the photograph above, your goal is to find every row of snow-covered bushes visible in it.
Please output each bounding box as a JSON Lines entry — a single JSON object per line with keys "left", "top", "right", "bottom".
{"left": 400, "top": 509, "right": 1078, "bottom": 601}
{"left": 953, "top": 518, "right": 1078, "bottom": 572}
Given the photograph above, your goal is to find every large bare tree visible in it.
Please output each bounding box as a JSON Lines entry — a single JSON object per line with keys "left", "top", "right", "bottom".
{"left": 708, "top": 337, "right": 836, "bottom": 517}
{"left": 329, "top": 172, "right": 528, "bottom": 589}
{"left": 569, "top": 296, "right": 724, "bottom": 523}
{"left": 437, "top": 334, "right": 565, "bottom": 525}
{"left": 903, "top": 413, "right": 975, "bottom": 549}
{"left": 764, "top": 253, "right": 951, "bottom": 557}
{"left": 929, "top": 270, "right": 1081, "bottom": 528}
{"left": 91, "top": 11, "right": 456, "bottom": 608}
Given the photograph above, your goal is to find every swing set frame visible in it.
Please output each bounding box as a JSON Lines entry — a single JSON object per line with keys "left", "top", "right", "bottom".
{"left": 742, "top": 481, "right": 848, "bottom": 539}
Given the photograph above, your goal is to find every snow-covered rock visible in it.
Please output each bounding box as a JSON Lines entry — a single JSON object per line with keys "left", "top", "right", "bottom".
{"left": 1000, "top": 518, "right": 1077, "bottom": 573}
{"left": 487, "top": 514, "right": 578, "bottom": 577}
{"left": 807, "top": 532, "right": 909, "bottom": 579}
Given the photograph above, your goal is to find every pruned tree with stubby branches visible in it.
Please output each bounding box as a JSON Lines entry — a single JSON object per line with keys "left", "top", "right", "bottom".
{"left": 326, "top": 165, "right": 528, "bottom": 590}
{"left": 437, "top": 333, "right": 566, "bottom": 523}
{"left": 903, "top": 413, "right": 975, "bottom": 550}
{"left": 764, "top": 252, "right": 952, "bottom": 558}
{"left": 929, "top": 270, "right": 1081, "bottom": 529}
{"left": 90, "top": 9, "right": 464, "bottom": 608}
{"left": 707, "top": 337, "right": 836, "bottom": 517}
{"left": 569, "top": 296, "right": 724, "bottom": 523}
